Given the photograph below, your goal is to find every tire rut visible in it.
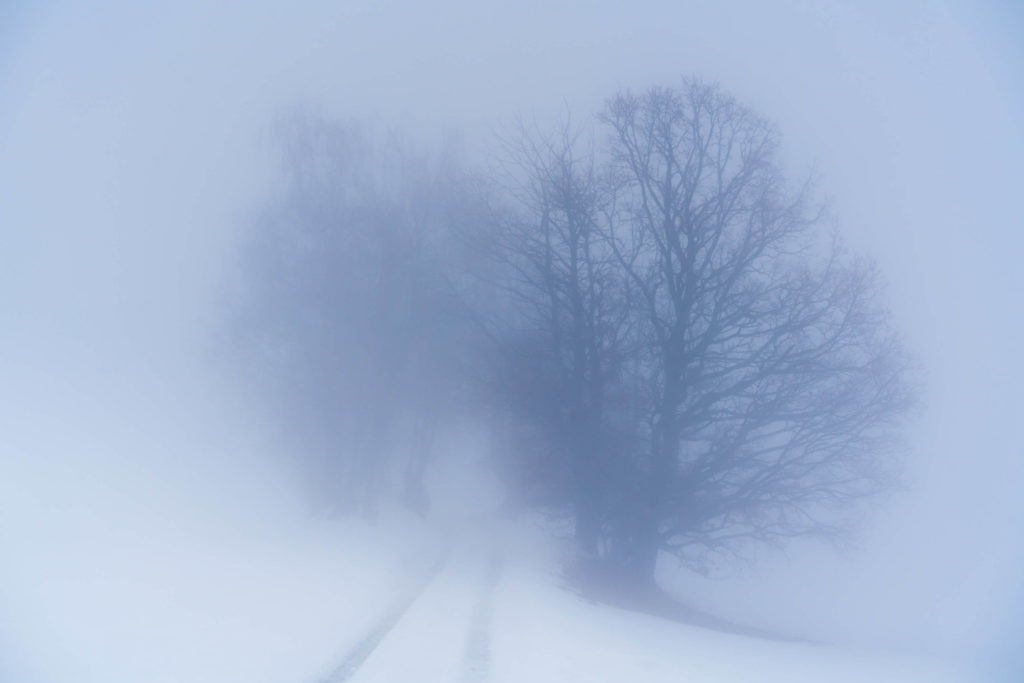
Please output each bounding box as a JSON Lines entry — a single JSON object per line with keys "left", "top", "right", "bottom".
{"left": 318, "top": 547, "right": 450, "bottom": 683}
{"left": 460, "top": 551, "right": 503, "bottom": 683}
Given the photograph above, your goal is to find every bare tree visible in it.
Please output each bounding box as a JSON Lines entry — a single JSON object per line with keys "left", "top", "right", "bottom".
{"left": 483, "top": 118, "right": 630, "bottom": 557}
{"left": 232, "top": 114, "right": 471, "bottom": 516}
{"left": 594, "top": 80, "right": 914, "bottom": 582}
{"left": 487, "top": 81, "right": 913, "bottom": 589}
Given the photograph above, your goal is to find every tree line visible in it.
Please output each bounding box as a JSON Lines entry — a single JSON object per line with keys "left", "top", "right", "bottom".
{"left": 232, "top": 78, "right": 914, "bottom": 588}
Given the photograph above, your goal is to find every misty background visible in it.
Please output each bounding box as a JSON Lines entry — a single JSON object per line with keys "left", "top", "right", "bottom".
{"left": 2, "top": 1, "right": 1023, "bottom": 680}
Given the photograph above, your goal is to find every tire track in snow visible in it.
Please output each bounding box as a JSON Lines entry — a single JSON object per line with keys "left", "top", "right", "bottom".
{"left": 461, "top": 550, "right": 503, "bottom": 683}
{"left": 319, "top": 546, "right": 450, "bottom": 683}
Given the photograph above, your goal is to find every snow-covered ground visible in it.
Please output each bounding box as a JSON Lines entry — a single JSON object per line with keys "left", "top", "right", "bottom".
{"left": 0, "top": 495, "right": 973, "bottom": 683}
{"left": 0, "top": 495, "right": 440, "bottom": 683}
{"left": 0, "top": 385, "right": 977, "bottom": 683}
{"left": 489, "top": 528, "right": 969, "bottom": 683}
{"left": 0, "top": 364, "right": 439, "bottom": 683}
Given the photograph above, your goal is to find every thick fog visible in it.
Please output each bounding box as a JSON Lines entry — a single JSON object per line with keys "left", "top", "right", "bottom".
{"left": 2, "top": 1, "right": 1022, "bottom": 681}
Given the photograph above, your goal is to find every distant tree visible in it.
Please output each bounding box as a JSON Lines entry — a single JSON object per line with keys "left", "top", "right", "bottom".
{"left": 232, "top": 114, "right": 472, "bottom": 515}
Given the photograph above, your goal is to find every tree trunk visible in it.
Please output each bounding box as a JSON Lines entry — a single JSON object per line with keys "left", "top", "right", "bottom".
{"left": 603, "top": 497, "right": 660, "bottom": 589}
{"left": 574, "top": 490, "right": 601, "bottom": 559}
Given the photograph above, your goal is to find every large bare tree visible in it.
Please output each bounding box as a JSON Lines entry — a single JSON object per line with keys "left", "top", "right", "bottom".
{"left": 595, "top": 80, "right": 914, "bottom": 582}
{"left": 491, "top": 80, "right": 914, "bottom": 587}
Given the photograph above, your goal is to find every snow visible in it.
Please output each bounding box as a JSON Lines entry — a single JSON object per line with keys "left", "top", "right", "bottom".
{"left": 490, "top": 543, "right": 967, "bottom": 682}
{"left": 0, "top": 374, "right": 439, "bottom": 683}
{"left": 0, "top": 498, "right": 438, "bottom": 683}
{"left": 0, "top": 410, "right": 974, "bottom": 683}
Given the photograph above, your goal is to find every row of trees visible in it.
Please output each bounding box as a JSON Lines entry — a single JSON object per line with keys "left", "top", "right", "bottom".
{"left": 233, "top": 79, "right": 914, "bottom": 587}
{"left": 233, "top": 116, "right": 475, "bottom": 515}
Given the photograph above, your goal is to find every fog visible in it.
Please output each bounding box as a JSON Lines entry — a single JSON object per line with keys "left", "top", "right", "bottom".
{"left": 2, "top": 1, "right": 1022, "bottom": 681}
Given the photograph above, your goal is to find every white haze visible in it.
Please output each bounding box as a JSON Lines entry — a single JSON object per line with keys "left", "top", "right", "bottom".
{"left": 2, "top": 1, "right": 1022, "bottom": 681}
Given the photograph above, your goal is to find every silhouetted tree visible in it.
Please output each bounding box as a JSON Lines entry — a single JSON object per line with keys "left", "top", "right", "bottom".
{"left": 492, "top": 80, "right": 914, "bottom": 587}
{"left": 595, "top": 80, "right": 913, "bottom": 582}
{"left": 483, "top": 119, "right": 631, "bottom": 557}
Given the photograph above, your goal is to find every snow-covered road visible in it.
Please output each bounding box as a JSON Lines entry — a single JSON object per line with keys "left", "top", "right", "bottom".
{"left": 303, "top": 524, "right": 967, "bottom": 683}
{"left": 318, "top": 544, "right": 502, "bottom": 683}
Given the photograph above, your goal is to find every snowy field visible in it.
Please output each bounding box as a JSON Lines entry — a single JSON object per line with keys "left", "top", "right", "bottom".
{"left": 0, "top": 479, "right": 972, "bottom": 683}
{"left": 0, "top": 361, "right": 985, "bottom": 683}
{"left": 0, "top": 481, "right": 440, "bottom": 682}
{"left": 489, "top": 538, "right": 967, "bottom": 683}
